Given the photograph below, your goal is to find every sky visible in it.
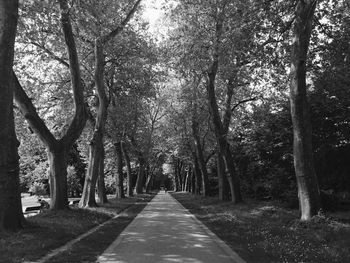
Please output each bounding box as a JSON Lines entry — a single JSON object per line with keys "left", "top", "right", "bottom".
{"left": 142, "top": 0, "right": 166, "bottom": 35}
{"left": 141, "top": 0, "right": 177, "bottom": 41}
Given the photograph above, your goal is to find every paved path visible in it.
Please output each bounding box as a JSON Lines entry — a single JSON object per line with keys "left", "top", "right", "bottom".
{"left": 97, "top": 192, "right": 245, "bottom": 263}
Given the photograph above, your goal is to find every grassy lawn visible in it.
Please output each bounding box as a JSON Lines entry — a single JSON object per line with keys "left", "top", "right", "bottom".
{"left": 172, "top": 192, "right": 350, "bottom": 263}
{"left": 0, "top": 193, "right": 155, "bottom": 263}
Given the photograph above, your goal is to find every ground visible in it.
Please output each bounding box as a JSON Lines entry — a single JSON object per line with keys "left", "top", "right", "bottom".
{"left": 2, "top": 192, "right": 349, "bottom": 263}
{"left": 0, "top": 194, "right": 154, "bottom": 263}
{"left": 171, "top": 192, "right": 350, "bottom": 263}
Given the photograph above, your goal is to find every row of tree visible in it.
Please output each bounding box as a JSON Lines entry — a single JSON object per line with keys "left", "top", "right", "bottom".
{"left": 0, "top": 0, "right": 167, "bottom": 231}
{"left": 161, "top": 0, "right": 350, "bottom": 221}
{"left": 2, "top": 0, "right": 350, "bottom": 232}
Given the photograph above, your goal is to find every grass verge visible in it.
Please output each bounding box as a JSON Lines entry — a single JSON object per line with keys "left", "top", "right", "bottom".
{"left": 172, "top": 192, "right": 350, "bottom": 263}
{"left": 0, "top": 193, "right": 155, "bottom": 263}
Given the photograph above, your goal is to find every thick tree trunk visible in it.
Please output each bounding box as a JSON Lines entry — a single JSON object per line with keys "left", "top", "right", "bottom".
{"left": 114, "top": 142, "right": 125, "bottom": 198}
{"left": 290, "top": 0, "right": 321, "bottom": 221}
{"left": 217, "top": 153, "right": 230, "bottom": 201}
{"left": 135, "top": 157, "right": 146, "bottom": 194}
{"left": 0, "top": 0, "right": 23, "bottom": 231}
{"left": 47, "top": 147, "right": 68, "bottom": 209}
{"left": 97, "top": 149, "right": 107, "bottom": 204}
{"left": 80, "top": 131, "right": 104, "bottom": 207}
{"left": 121, "top": 142, "right": 133, "bottom": 196}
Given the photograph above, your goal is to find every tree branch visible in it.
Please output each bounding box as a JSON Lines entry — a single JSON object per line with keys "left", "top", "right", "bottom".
{"left": 58, "top": 0, "right": 87, "bottom": 147}
{"left": 231, "top": 97, "right": 258, "bottom": 112}
{"left": 30, "top": 42, "right": 69, "bottom": 68}
{"left": 13, "top": 72, "right": 57, "bottom": 149}
{"left": 101, "top": 0, "right": 142, "bottom": 44}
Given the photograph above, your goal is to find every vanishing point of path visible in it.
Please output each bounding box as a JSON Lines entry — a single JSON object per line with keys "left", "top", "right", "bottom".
{"left": 97, "top": 192, "right": 246, "bottom": 263}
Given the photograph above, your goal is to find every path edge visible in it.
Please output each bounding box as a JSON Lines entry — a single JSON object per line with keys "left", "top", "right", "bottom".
{"left": 171, "top": 192, "right": 247, "bottom": 263}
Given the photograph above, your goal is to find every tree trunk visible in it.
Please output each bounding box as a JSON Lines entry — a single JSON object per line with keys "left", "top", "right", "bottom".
{"left": 145, "top": 173, "right": 153, "bottom": 193}
{"left": 182, "top": 167, "right": 188, "bottom": 191}
{"left": 290, "top": 0, "right": 321, "bottom": 221}
{"left": 80, "top": 131, "right": 103, "bottom": 207}
{"left": 217, "top": 153, "right": 230, "bottom": 201}
{"left": 80, "top": 39, "right": 108, "bottom": 208}
{"left": 205, "top": 10, "right": 242, "bottom": 203}
{"left": 184, "top": 166, "right": 191, "bottom": 192}
{"left": 121, "top": 142, "right": 133, "bottom": 196}
{"left": 97, "top": 148, "right": 107, "bottom": 204}
{"left": 0, "top": 0, "right": 23, "bottom": 232}
{"left": 193, "top": 154, "right": 202, "bottom": 195}
{"left": 173, "top": 158, "right": 181, "bottom": 192}
{"left": 190, "top": 164, "right": 196, "bottom": 194}
{"left": 135, "top": 157, "right": 146, "bottom": 194}
{"left": 177, "top": 160, "right": 183, "bottom": 191}
{"left": 47, "top": 147, "right": 68, "bottom": 209}
{"left": 192, "top": 116, "right": 210, "bottom": 196}
{"left": 114, "top": 142, "right": 125, "bottom": 198}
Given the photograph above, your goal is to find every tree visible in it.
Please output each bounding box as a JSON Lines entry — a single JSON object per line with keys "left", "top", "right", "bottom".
{"left": 79, "top": 0, "right": 142, "bottom": 207}
{"left": 14, "top": 0, "right": 87, "bottom": 210}
{"left": 0, "top": 0, "right": 23, "bottom": 231}
{"left": 289, "top": 0, "right": 321, "bottom": 220}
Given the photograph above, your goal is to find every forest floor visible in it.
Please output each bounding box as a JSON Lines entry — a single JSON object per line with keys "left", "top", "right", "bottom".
{"left": 0, "top": 193, "right": 155, "bottom": 263}
{"left": 172, "top": 192, "right": 350, "bottom": 263}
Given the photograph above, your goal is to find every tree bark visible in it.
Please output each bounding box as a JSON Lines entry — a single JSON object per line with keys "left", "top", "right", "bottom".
{"left": 190, "top": 164, "right": 196, "bottom": 194}
{"left": 290, "top": 0, "right": 321, "bottom": 221}
{"left": 145, "top": 173, "right": 153, "bottom": 193}
{"left": 173, "top": 158, "right": 181, "bottom": 192}
{"left": 47, "top": 147, "right": 68, "bottom": 209}
{"left": 135, "top": 157, "right": 146, "bottom": 194}
{"left": 217, "top": 153, "right": 230, "bottom": 201}
{"left": 114, "top": 141, "right": 125, "bottom": 198}
{"left": 121, "top": 142, "right": 133, "bottom": 196}
{"left": 0, "top": 0, "right": 23, "bottom": 232}
{"left": 191, "top": 153, "right": 202, "bottom": 195}
{"left": 97, "top": 148, "right": 108, "bottom": 204}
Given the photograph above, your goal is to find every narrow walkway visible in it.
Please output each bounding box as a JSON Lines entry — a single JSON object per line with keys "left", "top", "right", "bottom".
{"left": 97, "top": 192, "right": 245, "bottom": 263}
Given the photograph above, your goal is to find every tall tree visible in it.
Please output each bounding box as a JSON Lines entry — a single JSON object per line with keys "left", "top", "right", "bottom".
{"left": 14, "top": 0, "right": 87, "bottom": 210}
{"left": 79, "top": 0, "right": 142, "bottom": 207}
{"left": 290, "top": 0, "right": 321, "bottom": 220}
{"left": 0, "top": 0, "right": 23, "bottom": 231}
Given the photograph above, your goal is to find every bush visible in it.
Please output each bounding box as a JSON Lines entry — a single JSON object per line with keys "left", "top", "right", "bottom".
{"left": 67, "top": 165, "right": 82, "bottom": 197}
{"left": 29, "top": 182, "right": 47, "bottom": 196}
